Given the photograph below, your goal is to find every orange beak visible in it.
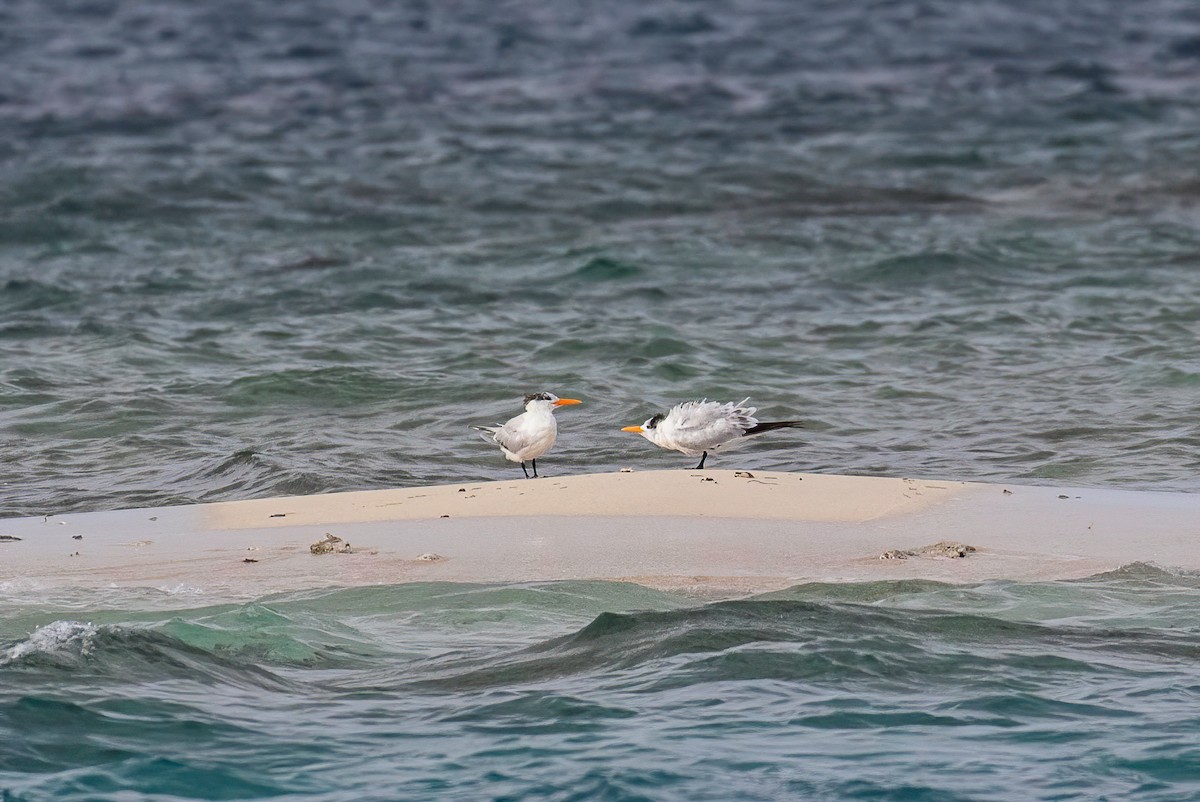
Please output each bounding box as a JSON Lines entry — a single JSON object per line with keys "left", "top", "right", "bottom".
{"left": 621, "top": 425, "right": 643, "bottom": 433}
{"left": 553, "top": 398, "right": 582, "bottom": 406}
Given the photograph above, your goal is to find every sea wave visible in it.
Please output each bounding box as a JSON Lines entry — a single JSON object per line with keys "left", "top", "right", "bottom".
{"left": 1, "top": 619, "right": 292, "bottom": 690}
{"left": 3, "top": 574, "right": 1200, "bottom": 800}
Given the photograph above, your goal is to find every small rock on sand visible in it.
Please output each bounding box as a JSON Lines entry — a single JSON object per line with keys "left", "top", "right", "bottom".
{"left": 310, "top": 533, "right": 352, "bottom": 555}
{"left": 0, "top": 535, "right": 21, "bottom": 543}
{"left": 880, "top": 541, "right": 976, "bottom": 560}
{"left": 416, "top": 553, "right": 446, "bottom": 562}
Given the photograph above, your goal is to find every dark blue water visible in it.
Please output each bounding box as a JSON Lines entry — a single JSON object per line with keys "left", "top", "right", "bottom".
{"left": 2, "top": 0, "right": 1200, "bottom": 516}
{"left": 4, "top": 1, "right": 1200, "bottom": 799}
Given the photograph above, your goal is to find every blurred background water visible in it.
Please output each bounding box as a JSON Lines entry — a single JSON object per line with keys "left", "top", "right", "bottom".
{"left": 2, "top": 0, "right": 1200, "bottom": 516}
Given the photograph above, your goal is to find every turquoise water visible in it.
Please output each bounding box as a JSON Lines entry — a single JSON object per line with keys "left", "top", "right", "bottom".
{"left": 4, "top": 567, "right": 1200, "bottom": 801}
{"left": 5, "top": 1, "right": 1200, "bottom": 798}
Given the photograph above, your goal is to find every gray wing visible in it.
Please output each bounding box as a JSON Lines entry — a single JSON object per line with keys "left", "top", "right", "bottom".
{"left": 492, "top": 422, "right": 540, "bottom": 453}
{"left": 479, "top": 420, "right": 537, "bottom": 456}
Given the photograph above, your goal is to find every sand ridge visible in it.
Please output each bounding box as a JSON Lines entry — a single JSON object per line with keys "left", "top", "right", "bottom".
{"left": 202, "top": 470, "right": 970, "bottom": 530}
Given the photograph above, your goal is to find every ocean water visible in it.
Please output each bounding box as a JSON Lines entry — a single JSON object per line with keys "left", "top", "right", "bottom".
{"left": 4, "top": 1, "right": 1200, "bottom": 799}
{"left": 4, "top": 567, "right": 1200, "bottom": 801}
{"left": 2, "top": 0, "right": 1200, "bottom": 515}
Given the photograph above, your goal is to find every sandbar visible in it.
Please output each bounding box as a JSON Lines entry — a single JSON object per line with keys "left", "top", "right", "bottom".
{"left": 1, "top": 470, "right": 1197, "bottom": 600}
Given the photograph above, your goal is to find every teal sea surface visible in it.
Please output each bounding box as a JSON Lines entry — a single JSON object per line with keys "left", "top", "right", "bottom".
{"left": 3, "top": 0, "right": 1200, "bottom": 799}
{"left": 4, "top": 568, "right": 1200, "bottom": 801}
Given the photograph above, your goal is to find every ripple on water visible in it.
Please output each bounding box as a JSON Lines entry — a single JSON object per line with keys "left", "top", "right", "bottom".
{"left": 6, "top": 574, "right": 1200, "bottom": 800}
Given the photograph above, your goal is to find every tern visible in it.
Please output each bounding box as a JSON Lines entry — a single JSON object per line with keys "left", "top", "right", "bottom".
{"left": 470, "top": 392, "right": 582, "bottom": 478}
{"left": 621, "top": 398, "right": 803, "bottom": 469}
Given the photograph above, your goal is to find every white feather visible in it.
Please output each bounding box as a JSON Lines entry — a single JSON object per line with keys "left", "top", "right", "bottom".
{"left": 642, "top": 398, "right": 760, "bottom": 456}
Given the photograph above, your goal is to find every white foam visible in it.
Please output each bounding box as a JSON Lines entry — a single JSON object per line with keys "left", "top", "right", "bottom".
{"left": 0, "top": 576, "right": 49, "bottom": 600}
{"left": 1, "top": 620, "right": 99, "bottom": 664}
{"left": 154, "top": 584, "right": 206, "bottom": 596}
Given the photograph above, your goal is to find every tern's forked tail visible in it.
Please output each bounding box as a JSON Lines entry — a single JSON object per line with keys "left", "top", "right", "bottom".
{"left": 469, "top": 424, "right": 500, "bottom": 443}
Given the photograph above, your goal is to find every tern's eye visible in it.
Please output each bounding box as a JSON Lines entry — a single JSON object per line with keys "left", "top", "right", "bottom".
{"left": 645, "top": 413, "right": 665, "bottom": 430}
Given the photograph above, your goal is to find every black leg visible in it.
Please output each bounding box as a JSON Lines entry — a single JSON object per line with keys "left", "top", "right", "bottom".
{"left": 532, "top": 459, "right": 539, "bottom": 478}
{"left": 521, "top": 462, "right": 530, "bottom": 478}
{"left": 694, "top": 451, "right": 708, "bottom": 470}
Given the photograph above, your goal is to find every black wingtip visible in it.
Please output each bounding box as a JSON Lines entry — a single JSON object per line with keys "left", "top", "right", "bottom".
{"left": 743, "top": 420, "right": 804, "bottom": 436}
